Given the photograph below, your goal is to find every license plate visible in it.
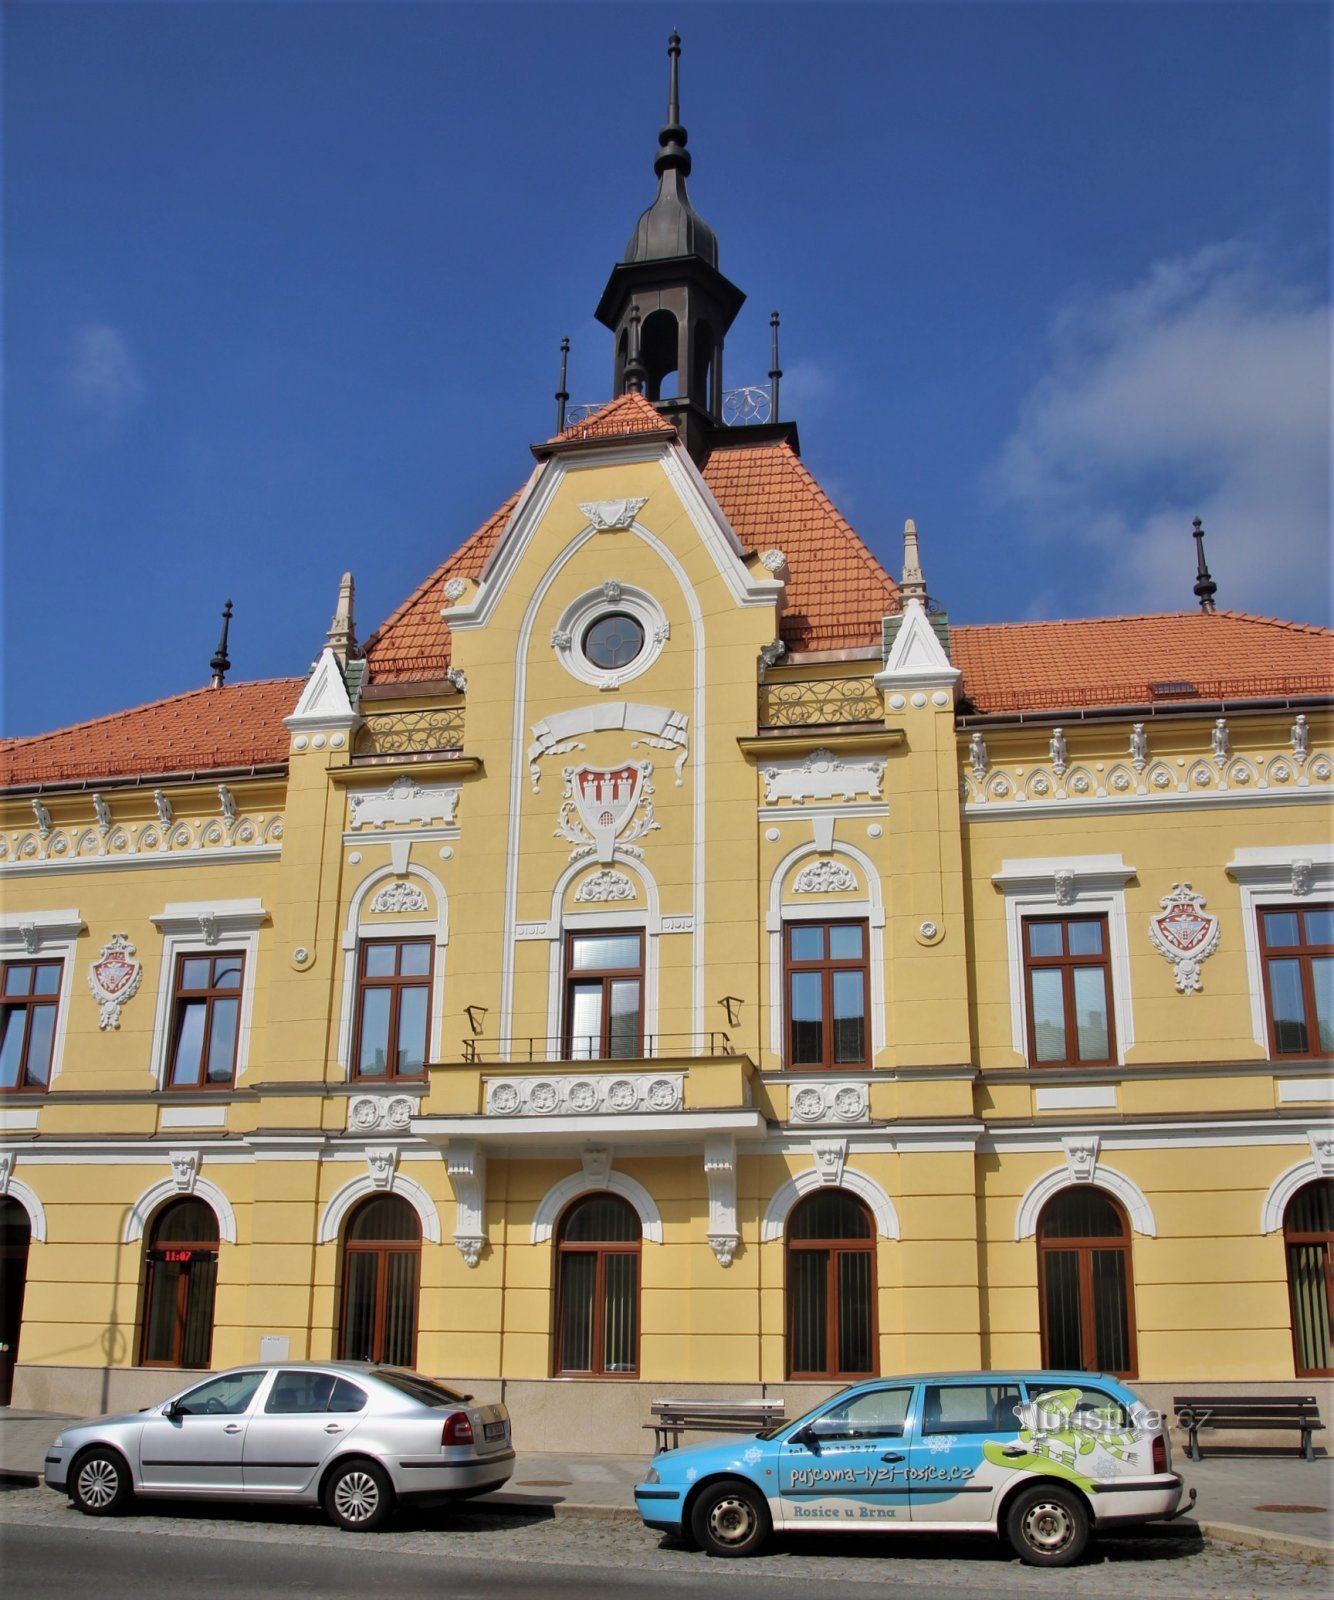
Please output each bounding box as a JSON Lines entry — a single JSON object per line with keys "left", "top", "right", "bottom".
{"left": 483, "top": 1421, "right": 507, "bottom": 1441}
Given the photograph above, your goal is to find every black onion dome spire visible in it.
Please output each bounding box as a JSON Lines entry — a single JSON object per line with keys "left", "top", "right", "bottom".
{"left": 623, "top": 31, "right": 719, "bottom": 267}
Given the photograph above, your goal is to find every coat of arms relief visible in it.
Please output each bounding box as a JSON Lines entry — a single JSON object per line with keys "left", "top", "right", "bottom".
{"left": 556, "top": 762, "right": 659, "bottom": 863}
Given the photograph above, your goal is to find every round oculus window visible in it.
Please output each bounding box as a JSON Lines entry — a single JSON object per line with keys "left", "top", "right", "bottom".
{"left": 582, "top": 612, "right": 645, "bottom": 671}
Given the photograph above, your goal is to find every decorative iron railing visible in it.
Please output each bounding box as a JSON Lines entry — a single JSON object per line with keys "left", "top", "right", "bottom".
{"left": 353, "top": 707, "right": 465, "bottom": 761}
{"left": 459, "top": 1031, "right": 733, "bottom": 1065}
{"left": 721, "top": 384, "right": 773, "bottom": 426}
{"left": 759, "top": 675, "right": 883, "bottom": 729}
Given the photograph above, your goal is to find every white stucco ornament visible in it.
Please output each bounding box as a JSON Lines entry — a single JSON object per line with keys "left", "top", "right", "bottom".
{"left": 578, "top": 497, "right": 648, "bottom": 532}
{"left": 87, "top": 933, "right": 143, "bottom": 1030}
{"left": 1148, "top": 883, "right": 1220, "bottom": 994}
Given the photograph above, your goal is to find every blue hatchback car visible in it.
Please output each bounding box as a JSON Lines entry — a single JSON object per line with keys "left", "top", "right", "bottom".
{"left": 634, "top": 1371, "right": 1189, "bottom": 1565}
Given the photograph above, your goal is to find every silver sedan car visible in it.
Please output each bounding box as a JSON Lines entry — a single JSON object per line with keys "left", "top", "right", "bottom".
{"left": 44, "top": 1362, "right": 514, "bottom": 1531}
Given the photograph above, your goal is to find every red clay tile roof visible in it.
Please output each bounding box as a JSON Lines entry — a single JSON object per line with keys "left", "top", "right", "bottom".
{"left": 1, "top": 678, "right": 302, "bottom": 789}
{"left": 549, "top": 390, "right": 678, "bottom": 442}
{"left": 702, "top": 441, "right": 898, "bottom": 652}
{"left": 953, "top": 612, "right": 1334, "bottom": 715}
{"left": 362, "top": 492, "right": 520, "bottom": 685}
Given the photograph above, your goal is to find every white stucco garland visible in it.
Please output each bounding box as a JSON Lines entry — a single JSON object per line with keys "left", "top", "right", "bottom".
{"left": 1013, "top": 1164, "right": 1156, "bottom": 1241}
{"left": 122, "top": 1175, "right": 238, "bottom": 1245}
{"left": 760, "top": 1165, "right": 900, "bottom": 1243}
{"left": 530, "top": 1169, "right": 664, "bottom": 1245}
{"left": 316, "top": 1169, "right": 442, "bottom": 1245}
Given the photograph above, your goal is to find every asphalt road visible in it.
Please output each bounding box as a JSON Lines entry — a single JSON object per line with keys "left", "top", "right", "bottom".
{"left": 0, "top": 1487, "right": 1326, "bottom": 1600}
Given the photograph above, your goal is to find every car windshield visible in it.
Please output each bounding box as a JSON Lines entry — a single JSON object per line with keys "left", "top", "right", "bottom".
{"left": 373, "top": 1370, "right": 472, "bottom": 1408}
{"left": 755, "top": 1385, "right": 857, "bottom": 1440}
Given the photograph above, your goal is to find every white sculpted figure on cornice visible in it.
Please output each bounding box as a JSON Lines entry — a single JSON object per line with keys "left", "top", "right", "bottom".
{"left": 967, "top": 732, "right": 989, "bottom": 782}
{"left": 762, "top": 748, "right": 885, "bottom": 805}
{"left": 574, "top": 868, "right": 637, "bottom": 903}
{"left": 349, "top": 776, "right": 460, "bottom": 831}
{"left": 579, "top": 497, "right": 648, "bottom": 532}
{"left": 87, "top": 933, "right": 143, "bottom": 1030}
{"left": 794, "top": 858, "right": 858, "bottom": 895}
{"left": 1130, "top": 723, "right": 1149, "bottom": 771}
{"left": 371, "top": 880, "right": 430, "bottom": 914}
{"left": 1291, "top": 714, "right": 1310, "bottom": 763}
{"left": 556, "top": 762, "right": 657, "bottom": 864}
{"left": 1211, "top": 718, "right": 1230, "bottom": 762}
{"left": 1048, "top": 729, "right": 1068, "bottom": 778}
{"left": 1148, "top": 882, "right": 1220, "bottom": 994}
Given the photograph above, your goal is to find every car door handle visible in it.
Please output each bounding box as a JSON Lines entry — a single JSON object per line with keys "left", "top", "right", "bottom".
{"left": 223, "top": 1424, "right": 242, "bottom": 1434}
{"left": 881, "top": 1453, "right": 905, "bottom": 1463}
{"left": 324, "top": 1424, "right": 343, "bottom": 1434}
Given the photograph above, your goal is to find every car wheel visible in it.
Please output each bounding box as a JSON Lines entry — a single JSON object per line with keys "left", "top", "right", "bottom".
{"left": 690, "top": 1479, "right": 770, "bottom": 1558}
{"left": 69, "top": 1448, "right": 133, "bottom": 1517}
{"left": 323, "top": 1458, "right": 394, "bottom": 1532}
{"left": 1005, "top": 1483, "right": 1090, "bottom": 1567}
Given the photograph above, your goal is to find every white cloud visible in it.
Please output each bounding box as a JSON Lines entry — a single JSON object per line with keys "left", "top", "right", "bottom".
{"left": 991, "top": 240, "right": 1331, "bottom": 622}
{"left": 62, "top": 323, "right": 146, "bottom": 426}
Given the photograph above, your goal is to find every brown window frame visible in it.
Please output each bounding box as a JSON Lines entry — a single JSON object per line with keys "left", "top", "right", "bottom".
{"left": 783, "top": 919, "right": 870, "bottom": 1071}
{"left": 553, "top": 1195, "right": 642, "bottom": 1378}
{"left": 1022, "top": 914, "right": 1116, "bottom": 1068}
{"left": 1036, "top": 1190, "right": 1138, "bottom": 1378}
{"left": 562, "top": 930, "right": 644, "bottom": 1061}
{"left": 338, "top": 1196, "right": 421, "bottom": 1368}
{"left": 1258, "top": 903, "right": 1332, "bottom": 1062}
{"left": 139, "top": 1198, "right": 220, "bottom": 1368}
{"left": 1284, "top": 1179, "right": 1333, "bottom": 1378}
{"left": 166, "top": 950, "right": 245, "bottom": 1090}
{"left": 785, "top": 1191, "right": 878, "bottom": 1381}
{"left": 351, "top": 937, "right": 434, "bottom": 1081}
{"left": 0, "top": 960, "right": 63, "bottom": 1093}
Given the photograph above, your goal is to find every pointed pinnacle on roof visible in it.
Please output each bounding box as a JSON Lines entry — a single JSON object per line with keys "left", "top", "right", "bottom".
{"left": 1192, "top": 516, "right": 1218, "bottom": 613}
{"left": 327, "top": 572, "right": 357, "bottom": 665}
{"left": 210, "top": 600, "right": 233, "bottom": 689}
{"left": 656, "top": 29, "right": 689, "bottom": 179}
{"left": 899, "top": 519, "right": 928, "bottom": 604}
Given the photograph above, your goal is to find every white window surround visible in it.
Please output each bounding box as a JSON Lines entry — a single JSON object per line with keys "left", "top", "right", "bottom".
{"left": 1260, "top": 1131, "right": 1334, "bottom": 1233}
{"left": 317, "top": 1168, "right": 442, "bottom": 1245}
{"left": 0, "top": 910, "right": 84, "bottom": 1090}
{"left": 1014, "top": 1164, "right": 1157, "bottom": 1240}
{"left": 760, "top": 1165, "right": 900, "bottom": 1243}
{"left": 0, "top": 1172, "right": 48, "bottom": 1241}
{"left": 122, "top": 1175, "right": 237, "bottom": 1245}
{"left": 1226, "top": 845, "right": 1334, "bottom": 1053}
{"left": 766, "top": 843, "right": 886, "bottom": 1062}
{"left": 531, "top": 1169, "right": 663, "bottom": 1245}
{"left": 147, "top": 900, "right": 267, "bottom": 1091}
{"left": 992, "top": 856, "right": 1135, "bottom": 1065}
{"left": 551, "top": 581, "right": 669, "bottom": 690}
{"left": 336, "top": 864, "right": 449, "bottom": 1078}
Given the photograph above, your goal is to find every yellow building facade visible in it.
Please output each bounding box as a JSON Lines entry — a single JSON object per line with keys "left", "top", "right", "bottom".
{"left": 2, "top": 47, "right": 1331, "bottom": 1450}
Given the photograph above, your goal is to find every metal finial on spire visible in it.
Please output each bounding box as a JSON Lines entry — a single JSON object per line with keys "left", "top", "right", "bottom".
{"left": 769, "top": 311, "right": 783, "bottom": 422}
{"left": 555, "top": 336, "right": 570, "bottom": 433}
{"left": 900, "top": 519, "right": 928, "bottom": 604}
{"left": 210, "top": 600, "right": 233, "bottom": 688}
{"left": 654, "top": 30, "right": 690, "bottom": 178}
{"left": 624, "top": 303, "right": 647, "bottom": 394}
{"left": 1192, "top": 516, "right": 1218, "bottom": 613}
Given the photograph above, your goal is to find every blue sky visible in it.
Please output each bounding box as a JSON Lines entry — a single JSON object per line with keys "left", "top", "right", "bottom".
{"left": 5, "top": 1, "right": 1329, "bottom": 737}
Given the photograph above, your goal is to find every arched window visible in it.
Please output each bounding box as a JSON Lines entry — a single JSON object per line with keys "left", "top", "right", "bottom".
{"left": 555, "top": 1194, "right": 641, "bottom": 1376}
{"left": 1037, "top": 1188, "right": 1136, "bottom": 1377}
{"left": 0, "top": 1198, "right": 32, "bottom": 1404}
{"left": 1285, "top": 1179, "right": 1333, "bottom": 1376}
{"left": 339, "top": 1195, "right": 420, "bottom": 1367}
{"left": 786, "top": 1190, "right": 876, "bottom": 1379}
{"left": 140, "top": 1197, "right": 219, "bottom": 1368}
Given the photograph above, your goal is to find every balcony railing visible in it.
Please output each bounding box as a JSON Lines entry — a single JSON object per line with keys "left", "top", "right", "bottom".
{"left": 458, "top": 1032, "right": 733, "bottom": 1065}
{"left": 565, "top": 382, "right": 774, "bottom": 430}
{"left": 353, "top": 707, "right": 465, "bottom": 762}
{"left": 759, "top": 675, "right": 883, "bottom": 729}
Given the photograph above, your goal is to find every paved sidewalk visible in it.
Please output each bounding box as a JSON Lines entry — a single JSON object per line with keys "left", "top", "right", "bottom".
{"left": 4, "top": 1408, "right": 1329, "bottom": 1561}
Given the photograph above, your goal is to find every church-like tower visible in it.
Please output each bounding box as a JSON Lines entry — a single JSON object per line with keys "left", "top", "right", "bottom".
{"left": 594, "top": 32, "right": 745, "bottom": 462}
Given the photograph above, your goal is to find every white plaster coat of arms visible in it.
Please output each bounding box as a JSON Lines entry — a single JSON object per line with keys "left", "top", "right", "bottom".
{"left": 88, "top": 932, "right": 143, "bottom": 1030}
{"left": 557, "top": 761, "right": 657, "bottom": 863}
{"left": 1148, "top": 883, "right": 1220, "bottom": 994}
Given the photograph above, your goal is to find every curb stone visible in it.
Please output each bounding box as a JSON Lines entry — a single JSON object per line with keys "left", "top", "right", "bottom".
{"left": 1196, "top": 1519, "right": 1332, "bottom": 1566}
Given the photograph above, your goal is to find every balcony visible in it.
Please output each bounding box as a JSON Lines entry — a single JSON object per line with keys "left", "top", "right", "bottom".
{"left": 352, "top": 706, "right": 465, "bottom": 764}
{"left": 759, "top": 673, "right": 883, "bottom": 730}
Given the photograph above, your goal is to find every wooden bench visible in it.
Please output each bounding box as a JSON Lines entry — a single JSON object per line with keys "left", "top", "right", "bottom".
{"left": 1173, "top": 1394, "right": 1324, "bottom": 1461}
{"left": 648, "top": 1397, "right": 787, "bottom": 1452}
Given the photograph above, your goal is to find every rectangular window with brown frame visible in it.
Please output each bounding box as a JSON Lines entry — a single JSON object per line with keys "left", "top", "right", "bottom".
{"left": 353, "top": 938, "right": 433, "bottom": 1079}
{"left": 784, "top": 920, "right": 869, "bottom": 1070}
{"left": 564, "top": 931, "right": 643, "bottom": 1061}
{"left": 0, "top": 960, "right": 62, "bottom": 1092}
{"left": 167, "top": 952, "right": 244, "bottom": 1088}
{"left": 1023, "top": 915, "right": 1115, "bottom": 1067}
{"left": 1259, "top": 904, "right": 1333, "bottom": 1060}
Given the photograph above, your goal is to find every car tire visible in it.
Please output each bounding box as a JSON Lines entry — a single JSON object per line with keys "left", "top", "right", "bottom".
{"left": 323, "top": 1458, "right": 394, "bottom": 1532}
{"left": 69, "top": 1448, "right": 133, "bottom": 1517}
{"left": 690, "top": 1479, "right": 770, "bottom": 1558}
{"left": 1005, "top": 1482, "right": 1090, "bottom": 1567}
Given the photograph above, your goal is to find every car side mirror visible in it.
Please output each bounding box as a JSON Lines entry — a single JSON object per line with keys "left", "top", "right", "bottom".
{"left": 789, "top": 1424, "right": 820, "bottom": 1451}
{"left": 162, "top": 1399, "right": 181, "bottom": 1419}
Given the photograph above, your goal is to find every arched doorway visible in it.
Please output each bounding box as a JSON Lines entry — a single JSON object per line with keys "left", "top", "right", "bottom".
{"left": 140, "top": 1197, "right": 220, "bottom": 1367}
{"left": 786, "top": 1189, "right": 877, "bottom": 1379}
{"left": 0, "top": 1198, "right": 32, "bottom": 1404}
{"left": 339, "top": 1194, "right": 421, "bottom": 1367}
{"left": 1284, "top": 1178, "right": 1333, "bottom": 1376}
{"left": 1037, "top": 1187, "right": 1137, "bottom": 1376}
{"left": 554, "top": 1193, "right": 641, "bottom": 1376}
